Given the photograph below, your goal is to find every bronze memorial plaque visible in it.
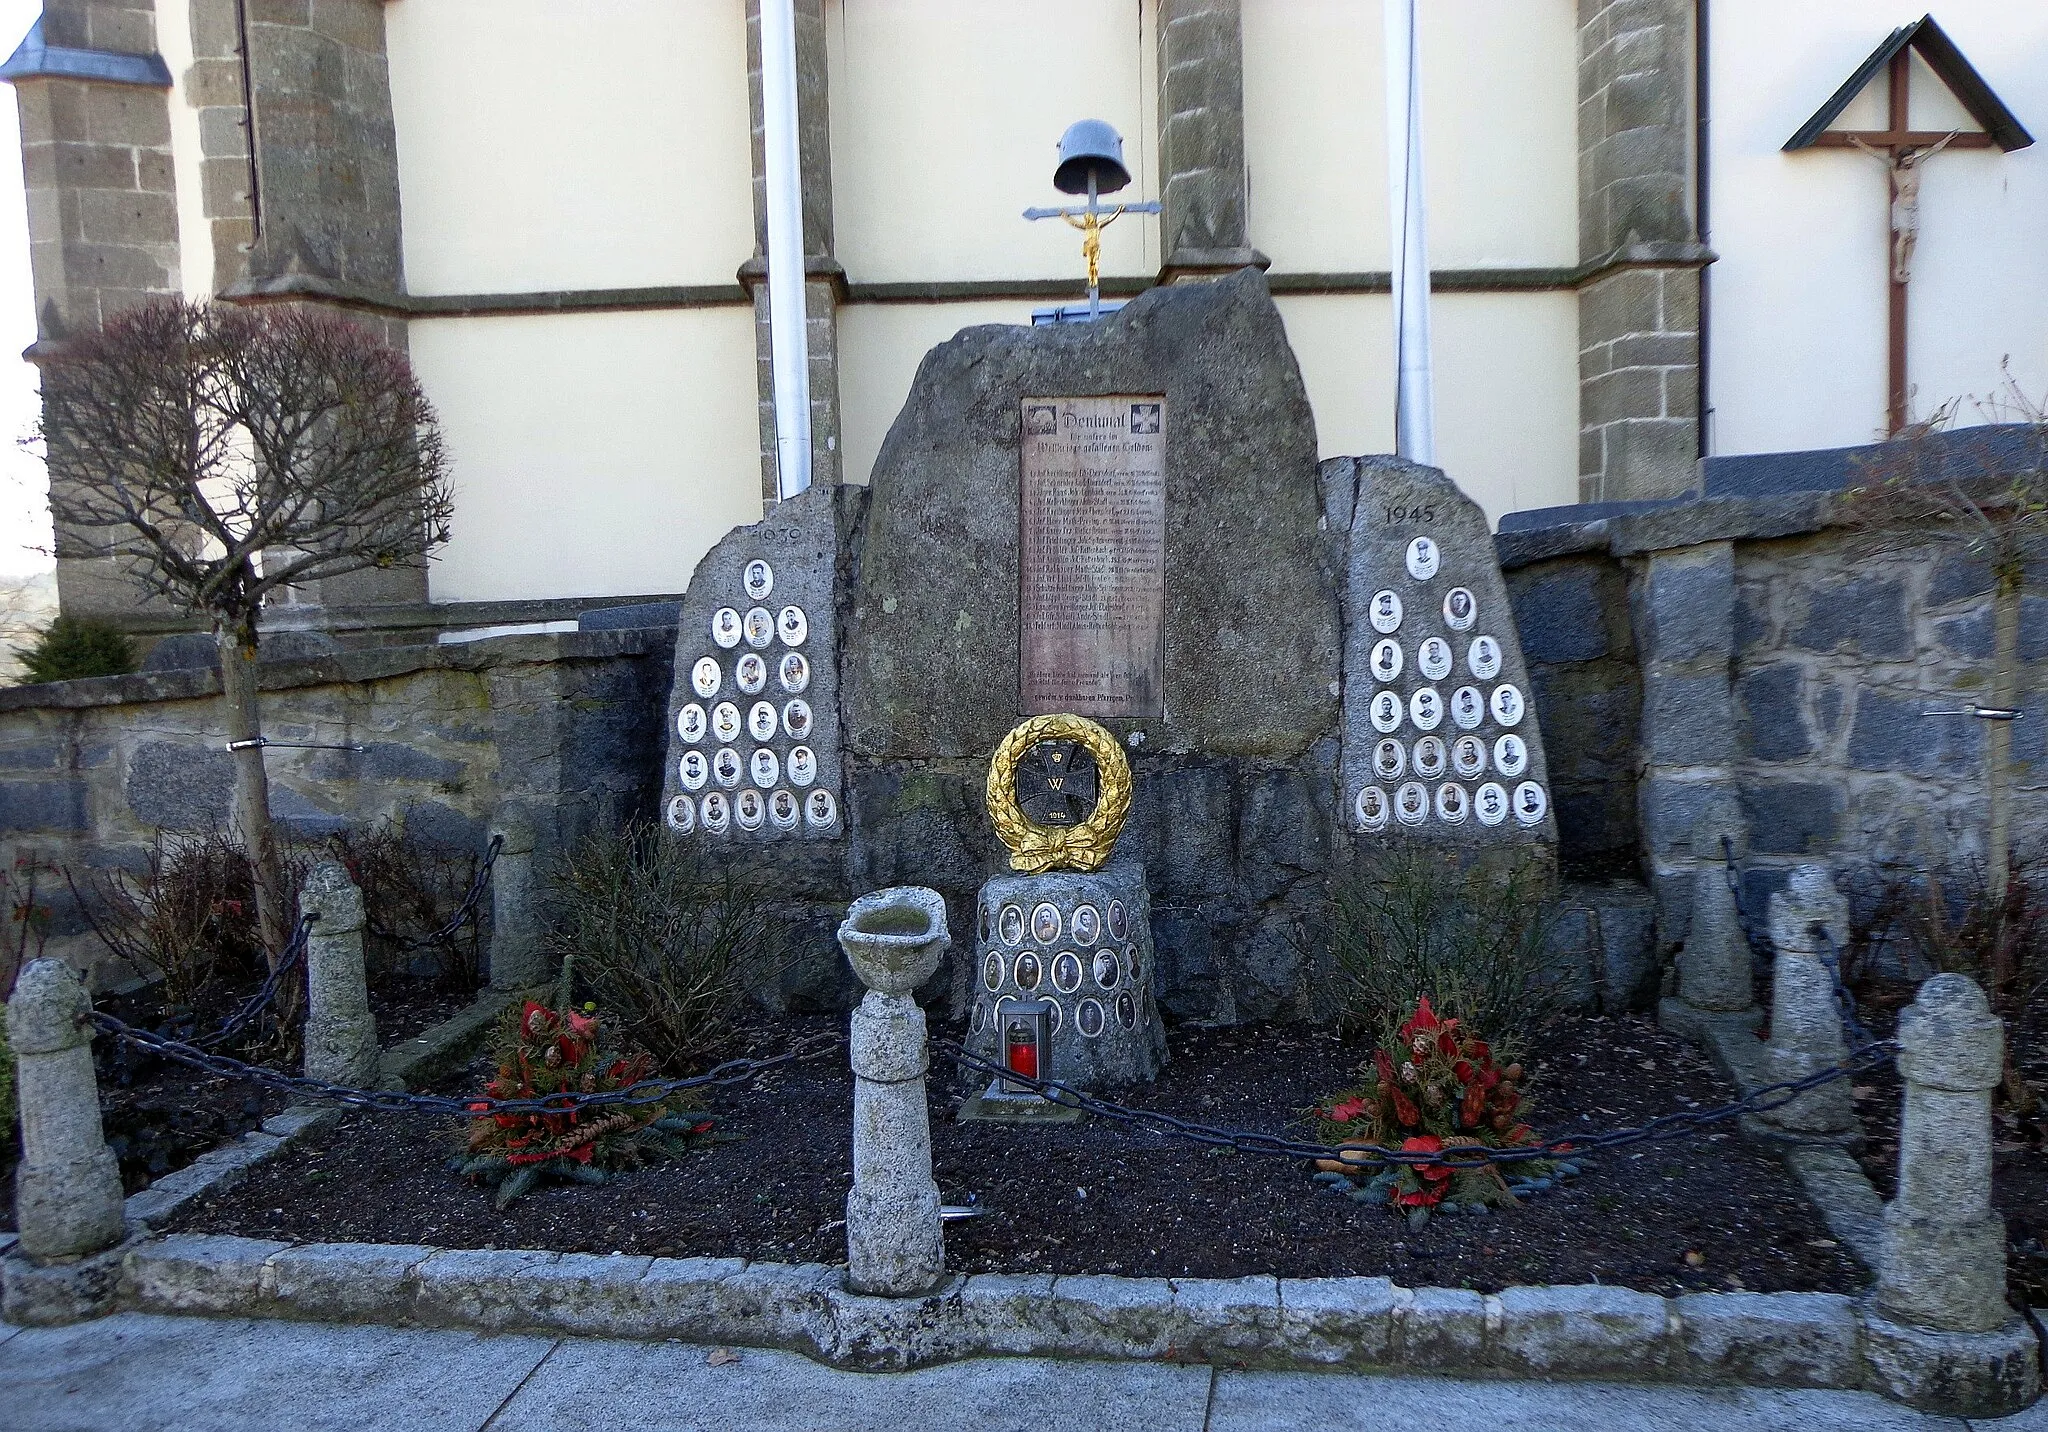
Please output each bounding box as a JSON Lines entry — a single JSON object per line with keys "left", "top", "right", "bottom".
{"left": 1019, "top": 395, "right": 1166, "bottom": 717}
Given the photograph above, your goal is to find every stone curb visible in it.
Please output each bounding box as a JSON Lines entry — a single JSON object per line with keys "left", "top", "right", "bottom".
{"left": 375, "top": 986, "right": 522, "bottom": 1091}
{"left": 122, "top": 1106, "right": 340, "bottom": 1231}
{"left": 108, "top": 986, "right": 515, "bottom": 1237}
{"left": 1688, "top": 1018, "right": 1890, "bottom": 1270}
{"left": 103, "top": 1232, "right": 2039, "bottom": 1402}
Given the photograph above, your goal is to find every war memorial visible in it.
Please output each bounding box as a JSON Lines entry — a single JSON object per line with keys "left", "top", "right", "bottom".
{"left": 0, "top": 4, "right": 2046, "bottom": 1427}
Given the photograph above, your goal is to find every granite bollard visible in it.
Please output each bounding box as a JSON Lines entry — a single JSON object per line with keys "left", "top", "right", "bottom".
{"left": 7, "top": 958, "right": 125, "bottom": 1259}
{"left": 488, "top": 808, "right": 547, "bottom": 990}
{"left": 1676, "top": 799, "right": 1755, "bottom": 1014}
{"left": 838, "top": 886, "right": 949, "bottom": 1297}
{"left": 300, "top": 862, "right": 377, "bottom": 1087}
{"left": 1863, "top": 973, "right": 2042, "bottom": 1416}
{"left": 1756, "top": 864, "right": 1855, "bottom": 1135}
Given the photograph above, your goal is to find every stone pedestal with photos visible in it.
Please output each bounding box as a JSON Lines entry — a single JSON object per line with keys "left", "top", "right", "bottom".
{"left": 1339, "top": 458, "right": 1557, "bottom": 863}
{"left": 966, "top": 861, "right": 1165, "bottom": 1101}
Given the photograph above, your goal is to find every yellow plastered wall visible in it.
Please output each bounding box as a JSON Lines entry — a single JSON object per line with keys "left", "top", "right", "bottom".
{"left": 838, "top": 300, "right": 1040, "bottom": 487}
{"left": 1242, "top": 0, "right": 1578, "bottom": 273}
{"left": 1278, "top": 291, "right": 1578, "bottom": 526}
{"left": 827, "top": 0, "right": 1159, "bottom": 284}
{"left": 155, "top": 0, "right": 216, "bottom": 299}
{"left": 386, "top": 0, "right": 754, "bottom": 295}
{"left": 414, "top": 308, "right": 761, "bottom": 604}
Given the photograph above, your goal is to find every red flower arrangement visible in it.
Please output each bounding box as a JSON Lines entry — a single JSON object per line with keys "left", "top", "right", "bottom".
{"left": 1307, "top": 996, "right": 1554, "bottom": 1219}
{"left": 455, "top": 1000, "right": 716, "bottom": 1207}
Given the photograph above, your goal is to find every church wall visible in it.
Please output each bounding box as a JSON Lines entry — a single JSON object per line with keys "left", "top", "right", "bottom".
{"left": 384, "top": 0, "right": 754, "bottom": 295}
{"left": 837, "top": 300, "right": 1039, "bottom": 487}
{"left": 1708, "top": 1, "right": 2048, "bottom": 456}
{"left": 152, "top": 0, "right": 212, "bottom": 299}
{"left": 824, "top": 0, "right": 1159, "bottom": 287}
{"left": 411, "top": 307, "right": 762, "bottom": 605}
{"left": 1240, "top": 0, "right": 1578, "bottom": 273}
{"left": 1275, "top": 291, "right": 1580, "bottom": 526}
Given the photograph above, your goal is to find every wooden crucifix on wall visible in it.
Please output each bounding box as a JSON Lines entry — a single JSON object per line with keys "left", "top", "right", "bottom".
{"left": 1784, "top": 15, "right": 2033, "bottom": 436}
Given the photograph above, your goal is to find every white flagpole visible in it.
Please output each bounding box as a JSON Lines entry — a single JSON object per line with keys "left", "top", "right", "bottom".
{"left": 1384, "top": 0, "right": 1435, "bottom": 465}
{"left": 762, "top": 0, "right": 812, "bottom": 499}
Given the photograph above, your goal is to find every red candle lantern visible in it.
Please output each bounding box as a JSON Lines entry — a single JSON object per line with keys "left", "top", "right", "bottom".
{"left": 999, "top": 1001, "right": 1054, "bottom": 1095}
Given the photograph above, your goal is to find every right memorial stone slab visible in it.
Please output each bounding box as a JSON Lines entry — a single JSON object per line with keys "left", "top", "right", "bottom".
{"left": 1339, "top": 458, "right": 1557, "bottom": 854}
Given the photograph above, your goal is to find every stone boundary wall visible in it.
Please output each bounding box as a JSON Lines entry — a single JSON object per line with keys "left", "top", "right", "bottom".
{"left": 0, "top": 630, "right": 673, "bottom": 988}
{"left": 1501, "top": 491, "right": 2048, "bottom": 958}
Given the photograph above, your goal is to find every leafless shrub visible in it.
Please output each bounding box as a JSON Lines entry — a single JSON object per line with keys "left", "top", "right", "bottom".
{"left": 544, "top": 820, "right": 778, "bottom": 1073}
{"left": 1322, "top": 850, "right": 1567, "bottom": 1046}
{"left": 68, "top": 830, "right": 307, "bottom": 1015}
{"left": 1840, "top": 372, "right": 2048, "bottom": 920}
{"left": 325, "top": 821, "right": 486, "bottom": 990}
{"left": 1853, "top": 851, "right": 2046, "bottom": 1114}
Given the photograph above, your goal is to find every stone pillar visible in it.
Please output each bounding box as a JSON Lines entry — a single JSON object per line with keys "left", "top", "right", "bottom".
{"left": 7, "top": 1, "right": 185, "bottom": 622}
{"left": 1574, "top": 0, "right": 1709, "bottom": 503}
{"left": 1155, "top": 0, "right": 1265, "bottom": 283}
{"left": 1661, "top": 791, "right": 1760, "bottom": 1036}
{"left": 837, "top": 886, "right": 948, "bottom": 1298}
{"left": 967, "top": 863, "right": 1166, "bottom": 1098}
{"left": 1756, "top": 864, "right": 1854, "bottom": 1135}
{"left": 198, "top": 0, "right": 418, "bottom": 608}
{"left": 7, "top": 958, "right": 126, "bottom": 1260}
{"left": 744, "top": 0, "right": 843, "bottom": 501}
{"left": 487, "top": 808, "right": 547, "bottom": 991}
{"left": 299, "top": 861, "right": 377, "bottom": 1087}
{"left": 1632, "top": 542, "right": 1737, "bottom": 954}
{"left": 1863, "top": 974, "right": 2042, "bottom": 1417}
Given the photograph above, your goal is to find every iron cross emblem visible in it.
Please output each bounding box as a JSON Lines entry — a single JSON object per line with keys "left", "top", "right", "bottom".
{"left": 1014, "top": 738, "right": 1099, "bottom": 828}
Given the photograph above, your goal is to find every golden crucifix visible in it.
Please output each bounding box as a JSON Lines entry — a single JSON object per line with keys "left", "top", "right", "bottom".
{"left": 1024, "top": 120, "right": 1160, "bottom": 321}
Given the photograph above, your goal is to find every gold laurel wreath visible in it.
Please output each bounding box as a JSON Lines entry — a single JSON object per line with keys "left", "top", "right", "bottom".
{"left": 986, "top": 713, "right": 1132, "bottom": 874}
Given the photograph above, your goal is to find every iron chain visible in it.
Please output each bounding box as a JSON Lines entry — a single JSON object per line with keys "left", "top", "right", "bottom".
{"left": 85, "top": 1009, "right": 840, "bottom": 1118}
{"left": 365, "top": 834, "right": 503, "bottom": 954}
{"left": 934, "top": 1036, "right": 1893, "bottom": 1169}
{"left": 933, "top": 910, "right": 1897, "bottom": 1171}
{"left": 189, "top": 912, "right": 317, "bottom": 1050}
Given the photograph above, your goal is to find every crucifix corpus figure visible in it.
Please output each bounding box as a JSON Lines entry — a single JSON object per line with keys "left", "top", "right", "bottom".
{"left": 1848, "top": 130, "right": 1959, "bottom": 287}
{"left": 1783, "top": 19, "right": 2033, "bottom": 436}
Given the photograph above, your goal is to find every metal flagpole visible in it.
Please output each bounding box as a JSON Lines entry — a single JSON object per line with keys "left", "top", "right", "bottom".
{"left": 761, "top": 0, "right": 811, "bottom": 500}
{"left": 1384, "top": 0, "right": 1435, "bottom": 465}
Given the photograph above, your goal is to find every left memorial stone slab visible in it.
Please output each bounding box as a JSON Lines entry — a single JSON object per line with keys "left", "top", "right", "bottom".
{"left": 661, "top": 484, "right": 853, "bottom": 844}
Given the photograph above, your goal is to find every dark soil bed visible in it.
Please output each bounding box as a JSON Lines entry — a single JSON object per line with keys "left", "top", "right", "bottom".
{"left": 1, "top": 974, "right": 477, "bottom": 1234}
{"left": 166, "top": 1012, "right": 1871, "bottom": 1295}
{"left": 1851, "top": 976, "right": 2048, "bottom": 1308}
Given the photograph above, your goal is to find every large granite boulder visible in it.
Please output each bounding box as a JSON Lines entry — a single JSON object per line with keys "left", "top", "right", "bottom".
{"left": 844, "top": 268, "right": 1339, "bottom": 762}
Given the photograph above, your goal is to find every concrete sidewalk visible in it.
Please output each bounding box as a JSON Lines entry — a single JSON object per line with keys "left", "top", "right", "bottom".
{"left": 1, "top": 1312, "right": 2044, "bottom": 1432}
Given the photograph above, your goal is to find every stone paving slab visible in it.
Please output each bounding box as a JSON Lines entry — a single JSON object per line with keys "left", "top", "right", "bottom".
{"left": 1992, "top": 1402, "right": 2048, "bottom": 1432}
{"left": 3, "top": 1311, "right": 2044, "bottom": 1431}
{"left": 487, "top": 1336, "right": 1214, "bottom": 1432}
{"left": 1208, "top": 1369, "right": 1972, "bottom": 1430}
{"left": 0, "top": 1312, "right": 555, "bottom": 1432}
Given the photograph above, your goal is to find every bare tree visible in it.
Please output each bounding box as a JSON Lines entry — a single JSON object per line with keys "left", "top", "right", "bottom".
{"left": 1842, "top": 370, "right": 2048, "bottom": 1013}
{"left": 34, "top": 300, "right": 453, "bottom": 963}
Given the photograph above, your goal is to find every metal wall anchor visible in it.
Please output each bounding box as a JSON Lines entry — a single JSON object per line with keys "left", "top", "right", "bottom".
{"left": 225, "top": 737, "right": 367, "bottom": 752}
